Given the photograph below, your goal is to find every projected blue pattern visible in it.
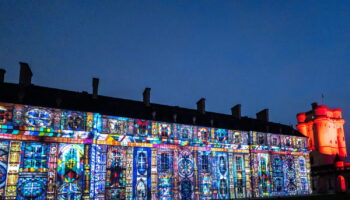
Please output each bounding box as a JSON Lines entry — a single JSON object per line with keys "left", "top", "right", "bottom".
{"left": 197, "top": 151, "right": 212, "bottom": 199}
{"left": 0, "top": 102, "right": 311, "bottom": 199}
{"left": 133, "top": 147, "right": 151, "bottom": 200}
{"left": 178, "top": 149, "right": 195, "bottom": 200}
{"left": 17, "top": 177, "right": 46, "bottom": 200}
{"left": 25, "top": 108, "right": 52, "bottom": 128}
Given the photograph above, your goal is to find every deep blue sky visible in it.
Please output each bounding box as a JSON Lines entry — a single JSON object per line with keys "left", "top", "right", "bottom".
{"left": 1, "top": 0, "right": 350, "bottom": 154}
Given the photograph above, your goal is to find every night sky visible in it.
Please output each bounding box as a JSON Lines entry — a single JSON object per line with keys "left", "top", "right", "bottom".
{"left": 1, "top": 1, "right": 350, "bottom": 156}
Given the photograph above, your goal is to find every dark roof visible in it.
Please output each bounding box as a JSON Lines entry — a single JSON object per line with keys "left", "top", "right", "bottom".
{"left": 0, "top": 82, "right": 304, "bottom": 137}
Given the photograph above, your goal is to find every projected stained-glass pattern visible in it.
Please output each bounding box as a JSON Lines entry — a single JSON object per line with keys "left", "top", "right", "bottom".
{"left": 16, "top": 142, "right": 48, "bottom": 200}
{"left": 106, "top": 146, "right": 127, "bottom": 199}
{"left": 47, "top": 143, "right": 58, "bottom": 200}
{"left": 5, "top": 141, "right": 21, "bottom": 199}
{"left": 157, "top": 148, "right": 174, "bottom": 199}
{"left": 90, "top": 144, "right": 107, "bottom": 199}
{"left": 213, "top": 152, "right": 230, "bottom": 199}
{"left": 177, "top": 149, "right": 195, "bottom": 200}
{"left": 233, "top": 154, "right": 247, "bottom": 198}
{"left": 57, "top": 144, "right": 84, "bottom": 200}
{"left": 0, "top": 102, "right": 312, "bottom": 199}
{"left": 133, "top": 147, "right": 151, "bottom": 200}
{"left": 0, "top": 140, "right": 9, "bottom": 198}
{"left": 197, "top": 151, "right": 212, "bottom": 200}
{"left": 284, "top": 155, "right": 297, "bottom": 195}
{"left": 271, "top": 155, "right": 284, "bottom": 196}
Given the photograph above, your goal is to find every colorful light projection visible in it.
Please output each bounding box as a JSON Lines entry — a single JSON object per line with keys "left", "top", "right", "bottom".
{"left": 0, "top": 102, "right": 311, "bottom": 199}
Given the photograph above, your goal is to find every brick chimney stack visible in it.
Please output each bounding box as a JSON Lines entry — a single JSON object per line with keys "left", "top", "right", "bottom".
{"left": 256, "top": 109, "right": 269, "bottom": 122}
{"left": 197, "top": 98, "right": 205, "bottom": 114}
{"left": 231, "top": 104, "right": 241, "bottom": 119}
{"left": 0, "top": 69, "right": 6, "bottom": 83}
{"left": 143, "top": 88, "right": 151, "bottom": 106}
{"left": 92, "top": 78, "right": 99, "bottom": 99}
{"left": 19, "top": 62, "right": 33, "bottom": 87}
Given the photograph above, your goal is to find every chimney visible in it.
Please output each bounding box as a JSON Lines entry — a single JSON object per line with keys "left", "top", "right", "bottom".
{"left": 92, "top": 78, "right": 99, "bottom": 99}
{"left": 256, "top": 109, "right": 269, "bottom": 121}
{"left": 143, "top": 88, "right": 151, "bottom": 106}
{"left": 311, "top": 102, "right": 318, "bottom": 110}
{"left": 55, "top": 93, "right": 62, "bottom": 107}
{"left": 231, "top": 104, "right": 241, "bottom": 119}
{"left": 19, "top": 62, "right": 33, "bottom": 87}
{"left": 152, "top": 111, "right": 156, "bottom": 120}
{"left": 197, "top": 98, "right": 205, "bottom": 114}
{"left": 0, "top": 69, "right": 6, "bottom": 83}
{"left": 173, "top": 113, "right": 177, "bottom": 122}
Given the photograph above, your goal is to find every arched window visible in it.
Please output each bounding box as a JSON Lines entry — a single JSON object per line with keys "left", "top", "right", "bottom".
{"left": 337, "top": 175, "right": 346, "bottom": 192}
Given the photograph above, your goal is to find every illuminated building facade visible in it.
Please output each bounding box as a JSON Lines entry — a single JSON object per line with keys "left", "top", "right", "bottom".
{"left": 297, "top": 103, "right": 350, "bottom": 194}
{"left": 0, "top": 63, "right": 311, "bottom": 199}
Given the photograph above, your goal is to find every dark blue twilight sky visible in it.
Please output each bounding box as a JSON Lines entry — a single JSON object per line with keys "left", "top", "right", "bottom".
{"left": 1, "top": 0, "right": 350, "bottom": 153}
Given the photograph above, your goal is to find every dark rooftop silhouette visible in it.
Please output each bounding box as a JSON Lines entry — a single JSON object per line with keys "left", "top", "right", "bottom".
{"left": 0, "top": 63, "right": 304, "bottom": 137}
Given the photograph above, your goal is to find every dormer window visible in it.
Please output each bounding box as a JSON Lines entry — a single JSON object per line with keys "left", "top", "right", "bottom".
{"left": 272, "top": 138, "right": 278, "bottom": 146}
{"left": 286, "top": 137, "right": 291, "bottom": 146}
{"left": 258, "top": 135, "right": 265, "bottom": 145}
{"left": 234, "top": 133, "right": 241, "bottom": 144}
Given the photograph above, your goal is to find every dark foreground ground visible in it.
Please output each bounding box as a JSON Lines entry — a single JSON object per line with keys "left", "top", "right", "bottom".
{"left": 232, "top": 194, "right": 350, "bottom": 200}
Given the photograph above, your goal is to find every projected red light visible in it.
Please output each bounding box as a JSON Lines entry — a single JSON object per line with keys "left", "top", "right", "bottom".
{"left": 296, "top": 105, "right": 347, "bottom": 158}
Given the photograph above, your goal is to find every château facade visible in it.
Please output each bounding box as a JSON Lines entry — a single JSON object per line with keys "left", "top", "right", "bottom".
{"left": 0, "top": 63, "right": 311, "bottom": 199}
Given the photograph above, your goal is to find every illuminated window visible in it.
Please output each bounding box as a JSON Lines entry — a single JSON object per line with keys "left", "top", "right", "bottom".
{"left": 159, "top": 124, "right": 171, "bottom": 138}
{"left": 261, "top": 158, "right": 266, "bottom": 171}
{"left": 272, "top": 156, "right": 282, "bottom": 173}
{"left": 236, "top": 157, "right": 242, "bottom": 171}
{"left": 258, "top": 135, "right": 264, "bottom": 145}
{"left": 234, "top": 133, "right": 241, "bottom": 144}
{"left": 25, "top": 108, "right": 52, "bottom": 128}
{"left": 300, "top": 177, "right": 308, "bottom": 192}
{"left": 181, "top": 128, "right": 189, "bottom": 139}
{"left": 299, "top": 157, "right": 306, "bottom": 173}
{"left": 160, "top": 154, "right": 170, "bottom": 172}
{"left": 337, "top": 175, "right": 346, "bottom": 192}
{"left": 23, "top": 142, "right": 48, "bottom": 172}
{"left": 297, "top": 140, "right": 302, "bottom": 148}
{"left": 237, "top": 179, "right": 243, "bottom": 194}
{"left": 201, "top": 154, "right": 209, "bottom": 171}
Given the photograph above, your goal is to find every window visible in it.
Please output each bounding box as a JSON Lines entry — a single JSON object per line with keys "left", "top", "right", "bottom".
{"left": 272, "top": 137, "right": 278, "bottom": 146}
{"left": 329, "top": 177, "right": 333, "bottom": 190}
{"left": 299, "top": 157, "right": 306, "bottom": 173}
{"left": 181, "top": 128, "right": 189, "bottom": 139}
{"left": 236, "top": 157, "right": 242, "bottom": 171}
{"left": 161, "top": 127, "right": 168, "bottom": 137}
{"left": 261, "top": 157, "right": 267, "bottom": 172}
{"left": 286, "top": 137, "right": 291, "bottom": 146}
{"left": 237, "top": 179, "right": 243, "bottom": 194}
{"left": 300, "top": 178, "right": 307, "bottom": 192}
{"left": 275, "top": 177, "right": 283, "bottom": 192}
{"left": 139, "top": 125, "right": 147, "bottom": 134}
{"left": 160, "top": 154, "right": 170, "bottom": 172}
{"left": 234, "top": 133, "right": 241, "bottom": 144}
{"left": 201, "top": 154, "right": 209, "bottom": 171}
{"left": 258, "top": 135, "right": 265, "bottom": 145}
{"left": 297, "top": 140, "right": 302, "bottom": 148}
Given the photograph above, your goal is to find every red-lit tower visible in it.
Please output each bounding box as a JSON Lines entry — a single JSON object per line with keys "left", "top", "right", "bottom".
{"left": 297, "top": 103, "right": 347, "bottom": 166}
